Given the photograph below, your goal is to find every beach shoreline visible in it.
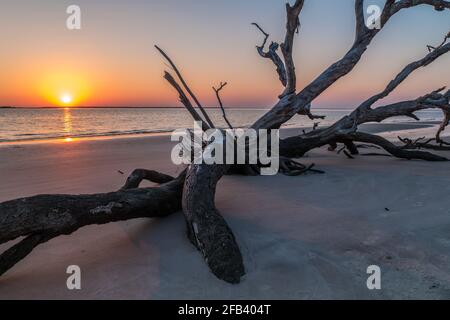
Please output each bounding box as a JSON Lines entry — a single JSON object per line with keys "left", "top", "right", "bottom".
{"left": 1, "top": 122, "right": 450, "bottom": 299}
{"left": 0, "top": 120, "right": 443, "bottom": 147}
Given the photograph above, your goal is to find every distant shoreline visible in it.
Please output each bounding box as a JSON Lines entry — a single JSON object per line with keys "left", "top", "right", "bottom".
{"left": 2, "top": 106, "right": 262, "bottom": 109}
{"left": 0, "top": 106, "right": 361, "bottom": 110}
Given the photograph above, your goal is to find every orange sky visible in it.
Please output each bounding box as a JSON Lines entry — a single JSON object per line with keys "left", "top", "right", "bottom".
{"left": 0, "top": 0, "right": 449, "bottom": 108}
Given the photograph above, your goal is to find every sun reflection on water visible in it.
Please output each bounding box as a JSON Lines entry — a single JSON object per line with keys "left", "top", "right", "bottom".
{"left": 63, "top": 107, "right": 73, "bottom": 142}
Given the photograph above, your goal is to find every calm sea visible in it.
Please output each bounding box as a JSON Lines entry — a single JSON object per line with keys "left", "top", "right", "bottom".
{"left": 0, "top": 107, "right": 444, "bottom": 143}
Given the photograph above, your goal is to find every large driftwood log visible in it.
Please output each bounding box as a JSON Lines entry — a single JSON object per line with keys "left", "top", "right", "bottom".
{"left": 183, "top": 164, "right": 244, "bottom": 283}
{"left": 0, "top": 171, "right": 185, "bottom": 276}
{"left": 1, "top": 0, "right": 449, "bottom": 285}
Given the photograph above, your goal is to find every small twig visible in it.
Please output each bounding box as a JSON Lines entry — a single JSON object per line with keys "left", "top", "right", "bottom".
{"left": 251, "top": 22, "right": 269, "bottom": 50}
{"left": 427, "top": 30, "right": 450, "bottom": 52}
{"left": 337, "top": 146, "right": 346, "bottom": 154}
{"left": 213, "top": 82, "right": 233, "bottom": 129}
{"left": 343, "top": 150, "right": 355, "bottom": 159}
{"left": 312, "top": 122, "right": 320, "bottom": 131}
{"left": 361, "top": 153, "right": 393, "bottom": 157}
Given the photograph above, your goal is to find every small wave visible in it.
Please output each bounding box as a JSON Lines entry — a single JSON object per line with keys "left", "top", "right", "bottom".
{"left": 0, "top": 128, "right": 178, "bottom": 143}
{"left": 14, "top": 133, "right": 40, "bottom": 136}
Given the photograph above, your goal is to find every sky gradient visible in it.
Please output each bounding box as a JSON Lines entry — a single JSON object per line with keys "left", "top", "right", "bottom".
{"left": 0, "top": 0, "right": 449, "bottom": 108}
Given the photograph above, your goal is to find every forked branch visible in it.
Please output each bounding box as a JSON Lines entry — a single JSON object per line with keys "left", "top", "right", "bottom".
{"left": 155, "top": 45, "right": 215, "bottom": 128}
{"left": 252, "top": 23, "right": 287, "bottom": 87}
{"left": 213, "top": 82, "right": 233, "bottom": 129}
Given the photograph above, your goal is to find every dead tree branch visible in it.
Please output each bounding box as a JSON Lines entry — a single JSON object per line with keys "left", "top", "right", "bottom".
{"left": 0, "top": 171, "right": 186, "bottom": 276}
{"left": 338, "top": 132, "right": 448, "bottom": 161}
{"left": 163, "top": 71, "right": 209, "bottom": 130}
{"left": 427, "top": 30, "right": 450, "bottom": 51}
{"left": 121, "top": 169, "right": 175, "bottom": 190}
{"left": 155, "top": 45, "right": 215, "bottom": 128}
{"left": 213, "top": 82, "right": 233, "bottom": 129}
{"left": 252, "top": 23, "right": 287, "bottom": 86}
{"left": 280, "top": 0, "right": 304, "bottom": 97}
{"left": 252, "top": 0, "right": 450, "bottom": 130}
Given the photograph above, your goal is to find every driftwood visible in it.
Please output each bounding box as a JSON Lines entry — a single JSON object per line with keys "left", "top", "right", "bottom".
{"left": 0, "top": 170, "right": 186, "bottom": 276}
{"left": 1, "top": 0, "right": 450, "bottom": 284}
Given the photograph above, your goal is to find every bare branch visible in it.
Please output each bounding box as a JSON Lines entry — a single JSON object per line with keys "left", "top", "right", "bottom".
{"left": 251, "top": 22, "right": 269, "bottom": 50}
{"left": 436, "top": 109, "right": 450, "bottom": 143}
{"left": 252, "top": 0, "right": 450, "bottom": 130}
{"left": 354, "top": 0, "right": 368, "bottom": 42}
{"left": 121, "top": 169, "right": 175, "bottom": 190}
{"left": 279, "top": 0, "right": 305, "bottom": 97}
{"left": 0, "top": 172, "right": 186, "bottom": 275}
{"left": 163, "top": 71, "right": 209, "bottom": 130}
{"left": 0, "top": 233, "right": 54, "bottom": 277}
{"left": 391, "top": 0, "right": 450, "bottom": 16}
{"left": 338, "top": 132, "right": 448, "bottom": 161}
{"left": 358, "top": 42, "right": 450, "bottom": 111}
{"left": 212, "top": 82, "right": 233, "bottom": 129}
{"left": 297, "top": 103, "right": 326, "bottom": 120}
{"left": 155, "top": 45, "right": 215, "bottom": 128}
{"left": 427, "top": 30, "right": 450, "bottom": 51}
{"left": 252, "top": 23, "right": 287, "bottom": 87}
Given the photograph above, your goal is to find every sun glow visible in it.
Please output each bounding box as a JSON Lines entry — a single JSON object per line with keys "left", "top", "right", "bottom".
{"left": 37, "top": 70, "right": 90, "bottom": 107}
{"left": 60, "top": 94, "right": 73, "bottom": 105}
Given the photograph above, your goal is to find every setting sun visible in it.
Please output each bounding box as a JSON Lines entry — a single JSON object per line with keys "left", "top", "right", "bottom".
{"left": 34, "top": 70, "right": 90, "bottom": 107}
{"left": 60, "top": 94, "right": 73, "bottom": 105}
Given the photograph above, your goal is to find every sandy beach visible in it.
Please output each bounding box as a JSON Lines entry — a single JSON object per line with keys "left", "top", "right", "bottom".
{"left": 1, "top": 122, "right": 450, "bottom": 299}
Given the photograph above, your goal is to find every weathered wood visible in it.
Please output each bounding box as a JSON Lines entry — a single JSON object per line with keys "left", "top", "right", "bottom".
{"left": 213, "top": 82, "right": 233, "bottom": 130}
{"left": 339, "top": 132, "right": 449, "bottom": 161}
{"left": 182, "top": 164, "right": 244, "bottom": 284}
{"left": 252, "top": 1, "right": 450, "bottom": 130}
{"left": 0, "top": 171, "right": 185, "bottom": 276}
{"left": 279, "top": 40, "right": 450, "bottom": 159}
{"left": 1, "top": 0, "right": 449, "bottom": 285}
{"left": 155, "top": 45, "right": 215, "bottom": 129}
{"left": 251, "top": 22, "right": 287, "bottom": 87}
{"left": 279, "top": 0, "right": 304, "bottom": 97}
{"left": 121, "top": 169, "right": 175, "bottom": 190}
{"left": 158, "top": 47, "right": 245, "bottom": 283}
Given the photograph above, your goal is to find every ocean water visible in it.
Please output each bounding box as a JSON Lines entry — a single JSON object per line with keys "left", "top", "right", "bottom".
{"left": 0, "top": 107, "right": 444, "bottom": 143}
